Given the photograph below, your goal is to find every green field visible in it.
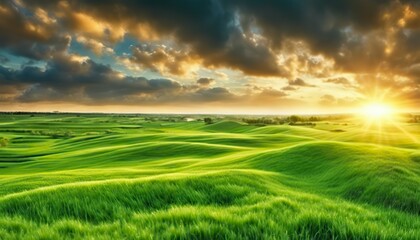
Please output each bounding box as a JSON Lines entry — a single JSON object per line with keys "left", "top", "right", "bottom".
{"left": 0, "top": 114, "right": 419, "bottom": 239}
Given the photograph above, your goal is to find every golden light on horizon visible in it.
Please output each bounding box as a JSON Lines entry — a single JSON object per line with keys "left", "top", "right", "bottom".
{"left": 361, "top": 103, "right": 394, "bottom": 119}
{"left": 358, "top": 102, "right": 395, "bottom": 140}
{"left": 357, "top": 101, "right": 418, "bottom": 144}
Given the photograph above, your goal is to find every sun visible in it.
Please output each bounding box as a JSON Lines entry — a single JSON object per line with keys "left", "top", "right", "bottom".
{"left": 361, "top": 103, "right": 394, "bottom": 119}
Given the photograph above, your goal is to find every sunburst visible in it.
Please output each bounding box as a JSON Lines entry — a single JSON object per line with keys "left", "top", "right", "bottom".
{"left": 357, "top": 101, "right": 418, "bottom": 144}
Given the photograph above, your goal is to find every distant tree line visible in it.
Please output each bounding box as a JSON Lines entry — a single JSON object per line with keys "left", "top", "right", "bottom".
{"left": 204, "top": 117, "right": 213, "bottom": 124}
{"left": 241, "top": 115, "right": 327, "bottom": 126}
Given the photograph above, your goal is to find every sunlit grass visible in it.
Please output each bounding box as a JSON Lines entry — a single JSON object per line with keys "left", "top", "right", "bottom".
{"left": 354, "top": 102, "right": 419, "bottom": 145}
{"left": 0, "top": 114, "right": 419, "bottom": 239}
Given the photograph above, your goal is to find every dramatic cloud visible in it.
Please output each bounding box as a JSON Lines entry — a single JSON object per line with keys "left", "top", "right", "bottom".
{"left": 122, "top": 44, "right": 195, "bottom": 75}
{"left": 0, "top": 2, "right": 70, "bottom": 60}
{"left": 0, "top": 55, "right": 9, "bottom": 64}
{"left": 324, "top": 77, "right": 354, "bottom": 88}
{"left": 288, "top": 78, "right": 316, "bottom": 87}
{"left": 282, "top": 86, "right": 297, "bottom": 91}
{"left": 76, "top": 36, "right": 114, "bottom": 55}
{"left": 0, "top": 0, "right": 419, "bottom": 111}
{"left": 192, "top": 87, "right": 236, "bottom": 102}
{"left": 0, "top": 55, "right": 182, "bottom": 104}
{"left": 196, "top": 78, "right": 215, "bottom": 87}
{"left": 0, "top": 55, "right": 291, "bottom": 107}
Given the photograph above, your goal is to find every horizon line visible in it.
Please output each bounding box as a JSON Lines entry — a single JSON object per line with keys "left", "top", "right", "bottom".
{"left": 0, "top": 110, "right": 418, "bottom": 116}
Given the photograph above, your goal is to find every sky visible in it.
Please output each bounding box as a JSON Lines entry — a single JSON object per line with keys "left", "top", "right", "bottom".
{"left": 0, "top": 0, "right": 419, "bottom": 114}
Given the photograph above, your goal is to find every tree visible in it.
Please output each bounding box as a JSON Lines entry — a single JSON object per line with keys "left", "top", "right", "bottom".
{"left": 204, "top": 117, "right": 213, "bottom": 124}
{"left": 289, "top": 115, "right": 301, "bottom": 123}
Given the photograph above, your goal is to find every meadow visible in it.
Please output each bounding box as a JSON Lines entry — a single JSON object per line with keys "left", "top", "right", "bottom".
{"left": 0, "top": 113, "right": 419, "bottom": 239}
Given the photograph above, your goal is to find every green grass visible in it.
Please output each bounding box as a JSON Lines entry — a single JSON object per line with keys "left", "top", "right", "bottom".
{"left": 0, "top": 115, "right": 419, "bottom": 239}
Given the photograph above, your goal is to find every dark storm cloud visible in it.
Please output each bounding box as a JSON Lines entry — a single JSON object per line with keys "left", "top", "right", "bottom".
{"left": 1, "top": 0, "right": 420, "bottom": 107}
{"left": 227, "top": 0, "right": 406, "bottom": 63}
{"left": 0, "top": 55, "right": 243, "bottom": 104}
{"left": 0, "top": 55, "right": 299, "bottom": 105}
{"left": 234, "top": 0, "right": 418, "bottom": 70}
{"left": 196, "top": 78, "right": 215, "bottom": 87}
{"left": 0, "top": 55, "right": 9, "bottom": 64}
{"left": 0, "top": 65, "right": 26, "bottom": 94}
{"left": 10, "top": 0, "right": 420, "bottom": 75}
{"left": 19, "top": 0, "right": 286, "bottom": 76}
{"left": 192, "top": 87, "right": 236, "bottom": 102}
{"left": 0, "top": 55, "right": 181, "bottom": 103}
{"left": 88, "top": 0, "right": 417, "bottom": 79}
{"left": 0, "top": 1, "right": 70, "bottom": 60}
{"left": 126, "top": 44, "right": 193, "bottom": 75}
{"left": 82, "top": 78, "right": 183, "bottom": 103}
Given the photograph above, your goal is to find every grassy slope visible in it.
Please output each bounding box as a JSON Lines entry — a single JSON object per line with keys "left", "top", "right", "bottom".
{"left": 0, "top": 115, "right": 419, "bottom": 239}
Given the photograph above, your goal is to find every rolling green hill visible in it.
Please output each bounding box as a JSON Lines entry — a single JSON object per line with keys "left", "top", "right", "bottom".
{"left": 0, "top": 114, "right": 419, "bottom": 239}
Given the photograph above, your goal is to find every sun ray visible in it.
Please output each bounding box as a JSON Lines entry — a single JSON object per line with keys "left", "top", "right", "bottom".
{"left": 389, "top": 119, "right": 419, "bottom": 144}
{"left": 356, "top": 101, "right": 419, "bottom": 145}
